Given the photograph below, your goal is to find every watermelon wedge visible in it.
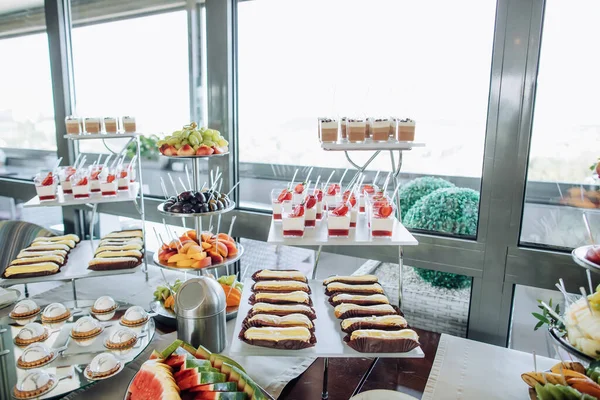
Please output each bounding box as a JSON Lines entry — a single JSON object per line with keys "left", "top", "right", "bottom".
{"left": 195, "top": 344, "right": 212, "bottom": 360}
{"left": 209, "top": 354, "right": 245, "bottom": 373}
{"left": 181, "top": 358, "right": 213, "bottom": 371}
{"left": 189, "top": 382, "right": 238, "bottom": 393}
{"left": 129, "top": 360, "right": 181, "bottom": 400}
{"left": 175, "top": 366, "right": 220, "bottom": 383}
{"left": 160, "top": 339, "right": 183, "bottom": 359}
{"left": 165, "top": 354, "right": 186, "bottom": 369}
{"left": 178, "top": 371, "right": 226, "bottom": 390}
{"left": 193, "top": 392, "right": 246, "bottom": 400}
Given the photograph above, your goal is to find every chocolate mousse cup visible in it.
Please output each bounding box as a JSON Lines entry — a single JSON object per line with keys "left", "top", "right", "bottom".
{"left": 340, "top": 118, "right": 348, "bottom": 140}
{"left": 396, "top": 118, "right": 416, "bottom": 141}
{"left": 371, "top": 118, "right": 391, "bottom": 141}
{"left": 319, "top": 118, "right": 339, "bottom": 143}
{"left": 347, "top": 119, "right": 366, "bottom": 143}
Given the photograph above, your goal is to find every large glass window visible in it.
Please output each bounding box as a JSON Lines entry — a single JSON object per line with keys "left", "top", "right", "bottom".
{"left": 521, "top": 0, "right": 600, "bottom": 250}
{"left": 237, "top": 0, "right": 496, "bottom": 238}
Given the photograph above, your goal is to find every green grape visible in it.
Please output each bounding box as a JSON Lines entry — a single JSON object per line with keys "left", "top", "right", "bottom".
{"left": 167, "top": 137, "right": 180, "bottom": 146}
{"left": 172, "top": 130, "right": 183, "bottom": 137}
{"left": 181, "top": 130, "right": 191, "bottom": 140}
{"left": 217, "top": 139, "right": 228, "bottom": 147}
{"left": 181, "top": 139, "right": 189, "bottom": 146}
{"left": 203, "top": 140, "right": 216, "bottom": 147}
{"left": 174, "top": 143, "right": 182, "bottom": 150}
{"left": 157, "top": 140, "right": 166, "bottom": 146}
{"left": 189, "top": 135, "right": 200, "bottom": 146}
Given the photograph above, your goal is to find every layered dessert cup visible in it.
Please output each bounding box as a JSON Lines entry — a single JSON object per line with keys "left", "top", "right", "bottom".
{"left": 347, "top": 119, "right": 366, "bottom": 143}
{"left": 121, "top": 116, "right": 136, "bottom": 133}
{"left": 304, "top": 194, "right": 319, "bottom": 227}
{"left": 367, "top": 195, "right": 395, "bottom": 237}
{"left": 396, "top": 118, "right": 416, "bottom": 141}
{"left": 65, "top": 116, "right": 82, "bottom": 135}
{"left": 340, "top": 117, "right": 347, "bottom": 140}
{"left": 365, "top": 118, "right": 372, "bottom": 139}
{"left": 34, "top": 172, "right": 58, "bottom": 201}
{"left": 359, "top": 183, "right": 379, "bottom": 213}
{"left": 59, "top": 166, "right": 77, "bottom": 194}
{"left": 322, "top": 183, "right": 340, "bottom": 210}
{"left": 319, "top": 118, "right": 338, "bottom": 143}
{"left": 342, "top": 191, "right": 358, "bottom": 228}
{"left": 313, "top": 188, "right": 324, "bottom": 219}
{"left": 84, "top": 118, "right": 102, "bottom": 134}
{"left": 117, "top": 166, "right": 130, "bottom": 191}
{"left": 104, "top": 117, "right": 118, "bottom": 134}
{"left": 90, "top": 165, "right": 104, "bottom": 193}
{"left": 327, "top": 201, "right": 351, "bottom": 237}
{"left": 282, "top": 202, "right": 305, "bottom": 237}
{"left": 372, "top": 118, "right": 391, "bottom": 141}
{"left": 272, "top": 188, "right": 293, "bottom": 221}
{"left": 100, "top": 169, "right": 118, "bottom": 197}
{"left": 70, "top": 169, "right": 90, "bottom": 199}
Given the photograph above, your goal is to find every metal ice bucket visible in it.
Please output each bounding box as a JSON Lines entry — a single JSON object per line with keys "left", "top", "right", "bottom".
{"left": 175, "top": 277, "right": 227, "bottom": 352}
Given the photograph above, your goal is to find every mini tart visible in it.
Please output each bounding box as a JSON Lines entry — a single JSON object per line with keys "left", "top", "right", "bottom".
{"left": 334, "top": 303, "right": 397, "bottom": 319}
{"left": 41, "top": 303, "right": 71, "bottom": 323}
{"left": 105, "top": 329, "right": 138, "bottom": 349}
{"left": 325, "top": 282, "right": 384, "bottom": 296}
{"left": 252, "top": 280, "right": 311, "bottom": 294}
{"left": 252, "top": 269, "right": 308, "bottom": 282}
{"left": 249, "top": 302, "right": 316, "bottom": 319}
{"left": 85, "top": 353, "right": 122, "bottom": 379}
{"left": 244, "top": 313, "right": 314, "bottom": 330}
{"left": 17, "top": 343, "right": 54, "bottom": 369}
{"left": 249, "top": 290, "right": 312, "bottom": 306}
{"left": 94, "top": 249, "right": 143, "bottom": 259}
{"left": 14, "top": 323, "right": 48, "bottom": 346}
{"left": 120, "top": 306, "right": 149, "bottom": 327}
{"left": 104, "top": 229, "right": 143, "bottom": 239}
{"left": 33, "top": 234, "right": 80, "bottom": 243}
{"left": 91, "top": 296, "right": 118, "bottom": 314}
{"left": 323, "top": 274, "right": 379, "bottom": 286}
{"left": 31, "top": 239, "right": 76, "bottom": 249}
{"left": 329, "top": 293, "right": 390, "bottom": 306}
{"left": 71, "top": 316, "right": 103, "bottom": 339}
{"left": 10, "top": 300, "right": 40, "bottom": 319}
{"left": 13, "top": 371, "right": 56, "bottom": 399}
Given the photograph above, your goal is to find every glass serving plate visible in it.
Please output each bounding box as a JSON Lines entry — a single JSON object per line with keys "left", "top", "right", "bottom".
{"left": 0, "top": 300, "right": 155, "bottom": 399}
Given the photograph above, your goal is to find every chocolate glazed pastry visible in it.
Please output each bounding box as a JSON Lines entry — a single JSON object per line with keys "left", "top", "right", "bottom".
{"left": 328, "top": 293, "right": 389, "bottom": 307}
{"left": 252, "top": 281, "right": 311, "bottom": 294}
{"left": 324, "top": 282, "right": 384, "bottom": 296}
{"left": 340, "top": 315, "right": 408, "bottom": 333}
{"left": 248, "top": 292, "right": 313, "bottom": 306}
{"left": 343, "top": 330, "right": 420, "bottom": 353}
{"left": 322, "top": 274, "right": 379, "bottom": 286}
{"left": 248, "top": 303, "right": 317, "bottom": 320}
{"left": 242, "top": 313, "right": 315, "bottom": 331}
{"left": 252, "top": 269, "right": 308, "bottom": 283}
{"left": 239, "top": 326, "right": 316, "bottom": 350}
{"left": 334, "top": 303, "right": 398, "bottom": 320}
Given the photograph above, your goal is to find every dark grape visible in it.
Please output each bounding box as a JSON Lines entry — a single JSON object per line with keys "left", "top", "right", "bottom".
{"left": 179, "top": 191, "right": 194, "bottom": 202}
{"left": 170, "top": 204, "right": 183, "bottom": 213}
{"left": 182, "top": 203, "right": 194, "bottom": 213}
{"left": 193, "top": 204, "right": 202, "bottom": 213}
{"left": 209, "top": 202, "right": 218, "bottom": 211}
{"left": 194, "top": 192, "right": 205, "bottom": 203}
{"left": 200, "top": 203, "right": 209, "bottom": 213}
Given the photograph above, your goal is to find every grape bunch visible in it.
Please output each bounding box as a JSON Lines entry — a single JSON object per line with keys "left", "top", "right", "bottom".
{"left": 162, "top": 189, "right": 232, "bottom": 214}
{"left": 157, "top": 122, "right": 229, "bottom": 157}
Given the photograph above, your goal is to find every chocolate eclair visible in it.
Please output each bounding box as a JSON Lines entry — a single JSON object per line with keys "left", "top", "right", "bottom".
{"left": 244, "top": 313, "right": 314, "bottom": 330}
{"left": 325, "top": 282, "right": 384, "bottom": 296}
{"left": 104, "top": 229, "right": 143, "bottom": 239}
{"left": 17, "top": 249, "right": 68, "bottom": 259}
{"left": 323, "top": 274, "right": 378, "bottom": 286}
{"left": 252, "top": 280, "right": 311, "bottom": 294}
{"left": 239, "top": 326, "right": 316, "bottom": 349}
{"left": 22, "top": 243, "right": 70, "bottom": 252}
{"left": 95, "top": 243, "right": 143, "bottom": 253}
{"left": 252, "top": 269, "right": 308, "bottom": 283}
{"left": 3, "top": 262, "right": 60, "bottom": 279}
{"left": 344, "top": 329, "right": 420, "bottom": 353}
{"left": 249, "top": 291, "right": 312, "bottom": 306}
{"left": 10, "top": 254, "right": 65, "bottom": 267}
{"left": 248, "top": 302, "right": 316, "bottom": 319}
{"left": 94, "top": 249, "right": 143, "bottom": 260}
{"left": 341, "top": 315, "right": 407, "bottom": 333}
{"left": 31, "top": 239, "right": 76, "bottom": 249}
{"left": 33, "top": 234, "right": 80, "bottom": 243}
{"left": 334, "top": 303, "right": 397, "bottom": 319}
{"left": 88, "top": 257, "right": 141, "bottom": 271}
{"left": 329, "top": 293, "right": 389, "bottom": 306}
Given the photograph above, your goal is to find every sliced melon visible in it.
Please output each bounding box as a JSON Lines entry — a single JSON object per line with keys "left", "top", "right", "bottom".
{"left": 182, "top": 341, "right": 197, "bottom": 355}
{"left": 189, "top": 382, "right": 238, "bottom": 393}
{"left": 195, "top": 344, "right": 212, "bottom": 360}
{"left": 193, "top": 392, "right": 247, "bottom": 400}
{"left": 210, "top": 354, "right": 245, "bottom": 373}
{"left": 159, "top": 339, "right": 183, "bottom": 359}
{"left": 178, "top": 371, "right": 227, "bottom": 391}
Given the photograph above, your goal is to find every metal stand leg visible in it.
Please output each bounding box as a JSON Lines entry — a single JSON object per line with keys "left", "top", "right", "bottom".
{"left": 312, "top": 245, "right": 323, "bottom": 280}
{"left": 89, "top": 203, "right": 98, "bottom": 252}
{"left": 321, "top": 357, "right": 329, "bottom": 399}
{"left": 71, "top": 279, "right": 78, "bottom": 303}
{"left": 398, "top": 246, "right": 404, "bottom": 309}
{"left": 24, "top": 284, "right": 29, "bottom": 298}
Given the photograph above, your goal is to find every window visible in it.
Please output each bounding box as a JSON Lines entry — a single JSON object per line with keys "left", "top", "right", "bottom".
{"left": 237, "top": 0, "right": 496, "bottom": 238}
{"left": 520, "top": 0, "right": 600, "bottom": 250}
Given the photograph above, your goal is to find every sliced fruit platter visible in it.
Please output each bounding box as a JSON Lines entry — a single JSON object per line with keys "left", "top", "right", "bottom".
{"left": 572, "top": 245, "right": 600, "bottom": 273}
{"left": 126, "top": 339, "right": 272, "bottom": 400}
{"left": 157, "top": 122, "right": 229, "bottom": 158}
{"left": 522, "top": 361, "right": 600, "bottom": 399}
{"left": 154, "top": 230, "right": 243, "bottom": 271}
{"left": 159, "top": 189, "right": 234, "bottom": 217}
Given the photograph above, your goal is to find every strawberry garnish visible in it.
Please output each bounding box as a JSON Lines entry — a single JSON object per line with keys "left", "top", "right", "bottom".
{"left": 90, "top": 170, "right": 101, "bottom": 179}
{"left": 327, "top": 185, "right": 337, "bottom": 195}
{"left": 331, "top": 204, "right": 349, "bottom": 216}
{"left": 41, "top": 172, "right": 53, "bottom": 186}
{"left": 315, "top": 189, "right": 323, "bottom": 201}
{"left": 292, "top": 204, "right": 305, "bottom": 217}
{"left": 306, "top": 196, "right": 317, "bottom": 209}
{"left": 377, "top": 205, "right": 393, "bottom": 218}
{"left": 342, "top": 191, "right": 357, "bottom": 207}
{"left": 362, "top": 185, "right": 375, "bottom": 194}
{"left": 76, "top": 177, "right": 88, "bottom": 186}
{"left": 277, "top": 189, "right": 292, "bottom": 203}
{"left": 119, "top": 170, "right": 128, "bottom": 178}
{"left": 107, "top": 174, "right": 116, "bottom": 183}
{"left": 294, "top": 183, "right": 304, "bottom": 194}
{"left": 374, "top": 199, "right": 389, "bottom": 208}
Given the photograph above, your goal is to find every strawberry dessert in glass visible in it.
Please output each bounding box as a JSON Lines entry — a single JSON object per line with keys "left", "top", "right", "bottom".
{"left": 117, "top": 163, "right": 135, "bottom": 191}
{"left": 292, "top": 182, "right": 306, "bottom": 204}
{"left": 304, "top": 194, "right": 319, "bottom": 227}
{"left": 59, "top": 166, "right": 77, "bottom": 194}
{"left": 34, "top": 172, "right": 58, "bottom": 201}
{"left": 367, "top": 195, "right": 395, "bottom": 237}
{"left": 70, "top": 170, "right": 91, "bottom": 199}
{"left": 272, "top": 188, "right": 293, "bottom": 221}
{"left": 313, "top": 188, "right": 324, "bottom": 220}
{"left": 89, "top": 165, "right": 103, "bottom": 193}
{"left": 100, "top": 168, "right": 118, "bottom": 196}
{"left": 342, "top": 190, "right": 358, "bottom": 228}
{"left": 282, "top": 202, "right": 305, "bottom": 237}
{"left": 359, "top": 183, "right": 378, "bottom": 213}
{"left": 327, "top": 201, "right": 351, "bottom": 237}
{"left": 322, "top": 183, "right": 340, "bottom": 210}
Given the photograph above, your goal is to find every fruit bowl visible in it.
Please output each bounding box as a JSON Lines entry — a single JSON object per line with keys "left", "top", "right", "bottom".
{"left": 572, "top": 245, "right": 600, "bottom": 273}
{"left": 158, "top": 151, "right": 230, "bottom": 159}
{"left": 152, "top": 243, "right": 244, "bottom": 272}
{"left": 157, "top": 199, "right": 235, "bottom": 217}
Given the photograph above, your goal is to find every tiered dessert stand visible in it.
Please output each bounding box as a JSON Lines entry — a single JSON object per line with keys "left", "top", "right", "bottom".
{"left": 232, "top": 140, "right": 424, "bottom": 399}
{"left": 0, "top": 133, "right": 147, "bottom": 300}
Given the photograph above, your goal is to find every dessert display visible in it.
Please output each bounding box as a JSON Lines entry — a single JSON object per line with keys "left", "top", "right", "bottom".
{"left": 395, "top": 118, "right": 416, "bottom": 141}
{"left": 120, "top": 305, "right": 150, "bottom": 327}
{"left": 161, "top": 188, "right": 233, "bottom": 214}
{"left": 319, "top": 118, "right": 338, "bottom": 143}
{"left": 10, "top": 300, "right": 41, "bottom": 319}
{"left": 521, "top": 361, "right": 600, "bottom": 399}
{"left": 329, "top": 293, "right": 390, "bottom": 306}
{"left": 59, "top": 166, "right": 76, "bottom": 194}
{"left": 104, "top": 328, "right": 138, "bottom": 349}
{"left": 91, "top": 295, "right": 118, "bottom": 314}
{"left": 104, "top": 117, "right": 118, "bottom": 133}
{"left": 13, "top": 370, "right": 57, "bottom": 399}
{"left": 14, "top": 323, "right": 49, "bottom": 346}
{"left": 156, "top": 230, "right": 239, "bottom": 269}
{"left": 371, "top": 118, "right": 391, "bottom": 141}
{"left": 41, "top": 302, "right": 71, "bottom": 323}
{"left": 282, "top": 203, "right": 305, "bottom": 237}
{"left": 347, "top": 118, "right": 367, "bottom": 143}
{"left": 327, "top": 202, "right": 351, "bottom": 237}
{"left": 2, "top": 234, "right": 79, "bottom": 279}
{"left": 240, "top": 269, "right": 316, "bottom": 350}
{"left": 88, "top": 229, "right": 144, "bottom": 271}
{"left": 17, "top": 343, "right": 55, "bottom": 369}
{"left": 70, "top": 169, "right": 90, "bottom": 199}
{"left": 157, "top": 122, "right": 229, "bottom": 156}
{"left": 272, "top": 188, "right": 293, "bottom": 220}
{"left": 34, "top": 172, "right": 58, "bottom": 201}
{"left": 85, "top": 352, "right": 122, "bottom": 380}
{"left": 121, "top": 116, "right": 137, "bottom": 133}
{"left": 84, "top": 117, "right": 102, "bottom": 134}
{"left": 341, "top": 315, "right": 407, "bottom": 333}
{"left": 65, "top": 116, "right": 82, "bottom": 134}
{"left": 71, "top": 316, "right": 103, "bottom": 338}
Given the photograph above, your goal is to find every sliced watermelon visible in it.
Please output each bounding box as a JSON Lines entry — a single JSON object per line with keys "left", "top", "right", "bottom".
{"left": 178, "top": 371, "right": 227, "bottom": 390}
{"left": 195, "top": 344, "right": 212, "bottom": 360}
{"left": 189, "top": 382, "right": 238, "bottom": 393}
{"left": 181, "top": 341, "right": 197, "bottom": 355}
{"left": 159, "top": 339, "right": 183, "bottom": 359}
{"left": 209, "top": 354, "right": 245, "bottom": 373}
{"left": 193, "top": 392, "right": 247, "bottom": 400}
{"left": 165, "top": 354, "right": 187, "bottom": 369}
{"left": 149, "top": 350, "right": 164, "bottom": 360}
{"left": 231, "top": 365, "right": 268, "bottom": 400}
{"left": 182, "top": 358, "right": 213, "bottom": 371}
{"left": 175, "top": 366, "right": 220, "bottom": 383}
{"left": 129, "top": 360, "right": 180, "bottom": 400}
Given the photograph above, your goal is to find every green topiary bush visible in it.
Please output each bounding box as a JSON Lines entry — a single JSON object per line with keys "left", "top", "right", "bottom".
{"left": 405, "top": 187, "right": 480, "bottom": 290}
{"left": 398, "top": 177, "right": 455, "bottom": 219}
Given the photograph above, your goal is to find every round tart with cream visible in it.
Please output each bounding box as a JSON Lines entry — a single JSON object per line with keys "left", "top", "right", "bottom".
{"left": 17, "top": 343, "right": 55, "bottom": 369}
{"left": 120, "top": 306, "right": 149, "bottom": 327}
{"left": 84, "top": 352, "right": 122, "bottom": 380}
{"left": 13, "top": 370, "right": 56, "bottom": 399}
{"left": 91, "top": 296, "right": 118, "bottom": 314}
{"left": 14, "top": 323, "right": 48, "bottom": 346}
{"left": 71, "top": 316, "right": 103, "bottom": 339}
{"left": 105, "top": 328, "right": 138, "bottom": 350}
{"left": 41, "top": 302, "right": 71, "bottom": 323}
{"left": 10, "top": 300, "right": 40, "bottom": 319}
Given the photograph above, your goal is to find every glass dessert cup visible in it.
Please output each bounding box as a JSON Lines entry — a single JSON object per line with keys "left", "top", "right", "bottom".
{"left": 89, "top": 166, "right": 104, "bottom": 193}
{"left": 347, "top": 119, "right": 366, "bottom": 143}
{"left": 59, "top": 166, "right": 77, "bottom": 195}
{"left": 292, "top": 183, "right": 306, "bottom": 204}
{"left": 84, "top": 118, "right": 102, "bottom": 134}
{"left": 322, "top": 183, "right": 341, "bottom": 210}
{"left": 341, "top": 191, "right": 358, "bottom": 228}
{"left": 340, "top": 118, "right": 347, "bottom": 141}
{"left": 272, "top": 188, "right": 293, "bottom": 221}
{"left": 319, "top": 118, "right": 339, "bottom": 143}
{"left": 104, "top": 117, "right": 118, "bottom": 134}
{"left": 100, "top": 169, "right": 118, "bottom": 197}
{"left": 371, "top": 118, "right": 391, "bottom": 142}
{"left": 121, "top": 116, "right": 136, "bottom": 133}
{"left": 367, "top": 195, "right": 395, "bottom": 237}
{"left": 282, "top": 202, "right": 305, "bottom": 237}
{"left": 117, "top": 164, "right": 135, "bottom": 191}
{"left": 34, "top": 172, "right": 58, "bottom": 201}
{"left": 327, "top": 201, "right": 351, "bottom": 237}
{"left": 359, "top": 184, "right": 379, "bottom": 213}
{"left": 313, "top": 189, "right": 324, "bottom": 220}
{"left": 304, "top": 194, "right": 320, "bottom": 228}
{"left": 70, "top": 169, "right": 91, "bottom": 199}
{"left": 396, "top": 118, "right": 416, "bottom": 141}
{"left": 65, "top": 116, "right": 82, "bottom": 135}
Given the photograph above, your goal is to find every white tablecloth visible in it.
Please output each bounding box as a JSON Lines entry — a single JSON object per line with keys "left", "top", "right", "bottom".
{"left": 423, "top": 334, "right": 559, "bottom": 400}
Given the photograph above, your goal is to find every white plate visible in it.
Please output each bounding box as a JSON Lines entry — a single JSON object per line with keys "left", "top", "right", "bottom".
{"left": 572, "top": 245, "right": 600, "bottom": 272}
{"left": 350, "top": 390, "right": 419, "bottom": 400}
{"left": 0, "top": 288, "right": 21, "bottom": 309}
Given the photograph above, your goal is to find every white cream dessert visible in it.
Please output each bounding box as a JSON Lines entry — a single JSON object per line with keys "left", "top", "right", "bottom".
{"left": 244, "top": 326, "right": 311, "bottom": 342}
{"left": 86, "top": 352, "right": 121, "bottom": 378}
{"left": 371, "top": 118, "right": 391, "bottom": 141}
{"left": 104, "top": 117, "right": 118, "bottom": 133}
{"left": 85, "top": 117, "right": 102, "bottom": 134}
{"left": 396, "top": 118, "right": 416, "bottom": 141}
{"left": 304, "top": 194, "right": 318, "bottom": 227}
{"left": 121, "top": 306, "right": 148, "bottom": 326}
{"left": 322, "top": 183, "right": 340, "bottom": 211}
{"left": 334, "top": 303, "right": 395, "bottom": 319}
{"left": 253, "top": 280, "right": 310, "bottom": 293}
{"left": 247, "top": 313, "right": 314, "bottom": 329}
{"left": 327, "top": 282, "right": 384, "bottom": 295}
{"left": 59, "top": 166, "right": 76, "bottom": 194}
{"left": 34, "top": 172, "right": 58, "bottom": 201}
{"left": 271, "top": 188, "right": 293, "bottom": 220}
{"left": 100, "top": 171, "right": 118, "bottom": 196}
{"left": 11, "top": 300, "right": 40, "bottom": 319}
{"left": 282, "top": 204, "right": 305, "bottom": 237}
{"left": 42, "top": 302, "right": 70, "bottom": 322}
{"left": 117, "top": 167, "right": 129, "bottom": 191}
{"left": 13, "top": 370, "right": 55, "bottom": 399}
{"left": 331, "top": 293, "right": 389, "bottom": 305}
{"left": 70, "top": 170, "right": 90, "bottom": 199}
{"left": 105, "top": 328, "right": 137, "bottom": 349}
{"left": 327, "top": 203, "right": 351, "bottom": 237}
{"left": 72, "top": 316, "right": 102, "bottom": 338}
{"left": 347, "top": 119, "right": 366, "bottom": 143}
{"left": 253, "top": 269, "right": 307, "bottom": 282}
{"left": 92, "top": 296, "right": 117, "bottom": 314}
{"left": 89, "top": 166, "right": 104, "bottom": 193}
{"left": 121, "top": 116, "right": 136, "bottom": 133}
{"left": 18, "top": 343, "right": 54, "bottom": 368}
{"left": 65, "top": 116, "right": 82, "bottom": 135}
{"left": 251, "top": 302, "right": 314, "bottom": 316}
{"left": 319, "top": 118, "right": 338, "bottom": 143}
{"left": 15, "top": 323, "right": 48, "bottom": 346}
